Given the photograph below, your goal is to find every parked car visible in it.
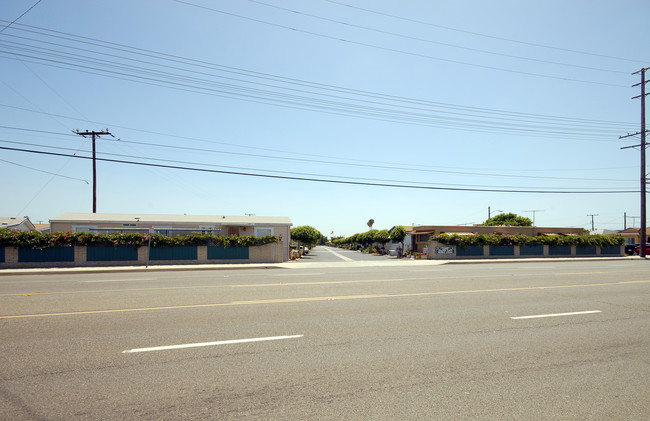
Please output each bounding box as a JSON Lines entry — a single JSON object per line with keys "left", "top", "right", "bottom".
{"left": 634, "top": 244, "right": 650, "bottom": 255}
{"left": 625, "top": 244, "right": 638, "bottom": 255}
{"left": 290, "top": 244, "right": 309, "bottom": 255}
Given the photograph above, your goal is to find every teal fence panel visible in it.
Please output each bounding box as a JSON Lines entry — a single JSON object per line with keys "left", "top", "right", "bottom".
{"left": 456, "top": 246, "right": 484, "bottom": 257}
{"left": 489, "top": 245, "right": 514, "bottom": 256}
{"left": 576, "top": 246, "right": 597, "bottom": 256}
{"left": 549, "top": 246, "right": 571, "bottom": 256}
{"left": 208, "top": 246, "right": 249, "bottom": 260}
{"left": 0, "top": 247, "right": 4, "bottom": 263}
{"left": 19, "top": 246, "right": 74, "bottom": 262}
{"left": 149, "top": 246, "right": 197, "bottom": 261}
{"left": 87, "top": 246, "right": 138, "bottom": 262}
{"left": 520, "top": 245, "right": 544, "bottom": 256}
{"left": 600, "top": 245, "right": 621, "bottom": 255}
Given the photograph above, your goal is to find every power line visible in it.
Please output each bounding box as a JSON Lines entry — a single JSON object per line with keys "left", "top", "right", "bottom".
{"left": 0, "top": 136, "right": 637, "bottom": 184}
{"left": 0, "top": 118, "right": 635, "bottom": 176}
{"left": 0, "top": 22, "right": 636, "bottom": 135}
{"left": 170, "top": 0, "right": 628, "bottom": 88}
{"left": 324, "top": 0, "right": 647, "bottom": 65}
{"left": 0, "top": 0, "right": 42, "bottom": 33}
{"left": 0, "top": 146, "right": 639, "bottom": 194}
{"left": 0, "top": 158, "right": 88, "bottom": 183}
{"left": 0, "top": 124, "right": 635, "bottom": 181}
{"left": 247, "top": 0, "right": 626, "bottom": 75}
{"left": 0, "top": 45, "right": 632, "bottom": 138}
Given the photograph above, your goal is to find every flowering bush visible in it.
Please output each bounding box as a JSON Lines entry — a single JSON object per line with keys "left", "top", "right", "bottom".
{"left": 433, "top": 233, "right": 624, "bottom": 248}
{"left": 0, "top": 229, "right": 279, "bottom": 249}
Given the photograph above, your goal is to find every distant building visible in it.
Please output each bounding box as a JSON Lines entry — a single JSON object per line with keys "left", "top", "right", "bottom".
{"left": 49, "top": 212, "right": 293, "bottom": 261}
{"left": 617, "top": 227, "right": 650, "bottom": 246}
{"left": 33, "top": 224, "right": 51, "bottom": 233}
{"left": 0, "top": 216, "right": 37, "bottom": 232}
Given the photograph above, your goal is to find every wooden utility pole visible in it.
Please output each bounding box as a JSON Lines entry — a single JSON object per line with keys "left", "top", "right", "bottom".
{"left": 73, "top": 129, "right": 115, "bottom": 213}
{"left": 587, "top": 214, "right": 598, "bottom": 231}
{"left": 620, "top": 67, "right": 649, "bottom": 257}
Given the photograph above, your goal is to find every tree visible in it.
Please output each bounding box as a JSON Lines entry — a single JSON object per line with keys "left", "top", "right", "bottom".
{"left": 484, "top": 212, "right": 533, "bottom": 227}
{"left": 361, "top": 229, "right": 378, "bottom": 253}
{"left": 290, "top": 225, "right": 322, "bottom": 248}
{"left": 375, "top": 229, "right": 390, "bottom": 252}
{"left": 389, "top": 225, "right": 407, "bottom": 256}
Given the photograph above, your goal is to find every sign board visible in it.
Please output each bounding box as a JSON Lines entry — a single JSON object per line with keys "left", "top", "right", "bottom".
{"left": 436, "top": 246, "right": 454, "bottom": 255}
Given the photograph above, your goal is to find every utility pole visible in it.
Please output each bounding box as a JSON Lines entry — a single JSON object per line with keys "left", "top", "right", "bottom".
{"left": 523, "top": 209, "right": 543, "bottom": 226}
{"left": 620, "top": 67, "right": 649, "bottom": 258}
{"left": 587, "top": 214, "right": 598, "bottom": 231}
{"left": 488, "top": 207, "right": 503, "bottom": 220}
{"left": 73, "top": 129, "right": 115, "bottom": 213}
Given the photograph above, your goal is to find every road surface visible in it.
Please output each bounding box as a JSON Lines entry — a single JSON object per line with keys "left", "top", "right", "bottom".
{"left": 1, "top": 254, "right": 648, "bottom": 419}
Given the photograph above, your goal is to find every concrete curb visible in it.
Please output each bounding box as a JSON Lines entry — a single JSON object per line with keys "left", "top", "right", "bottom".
{"left": 0, "top": 256, "right": 643, "bottom": 276}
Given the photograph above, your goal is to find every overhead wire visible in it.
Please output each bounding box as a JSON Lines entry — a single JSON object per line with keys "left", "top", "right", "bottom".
{"left": 0, "top": 33, "right": 634, "bottom": 139}
{"left": 247, "top": 0, "right": 626, "bottom": 75}
{"left": 0, "top": 129, "right": 636, "bottom": 183}
{"left": 171, "top": 0, "right": 628, "bottom": 88}
{"left": 0, "top": 21, "right": 636, "bottom": 132}
{"left": 323, "top": 0, "right": 647, "bottom": 64}
{"left": 0, "top": 108, "right": 633, "bottom": 177}
{"left": 0, "top": 145, "right": 638, "bottom": 194}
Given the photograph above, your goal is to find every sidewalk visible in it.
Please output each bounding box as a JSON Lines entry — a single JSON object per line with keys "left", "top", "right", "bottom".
{"left": 0, "top": 255, "right": 641, "bottom": 276}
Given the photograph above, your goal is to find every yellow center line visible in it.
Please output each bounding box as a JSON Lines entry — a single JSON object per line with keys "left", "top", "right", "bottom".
{"left": 1, "top": 280, "right": 648, "bottom": 320}
{"left": 0, "top": 278, "right": 419, "bottom": 297}
{"left": 0, "top": 271, "right": 632, "bottom": 297}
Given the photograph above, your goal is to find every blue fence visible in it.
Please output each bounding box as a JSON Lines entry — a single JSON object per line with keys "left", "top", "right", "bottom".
{"left": 489, "top": 245, "right": 514, "bottom": 256}
{"left": 149, "top": 246, "right": 197, "bottom": 261}
{"left": 548, "top": 246, "right": 572, "bottom": 256}
{"left": 576, "top": 246, "right": 597, "bottom": 255}
{"left": 208, "top": 246, "right": 249, "bottom": 260}
{"left": 519, "top": 245, "right": 544, "bottom": 256}
{"left": 87, "top": 246, "right": 138, "bottom": 262}
{"left": 19, "top": 246, "right": 74, "bottom": 262}
{"left": 456, "top": 246, "right": 484, "bottom": 257}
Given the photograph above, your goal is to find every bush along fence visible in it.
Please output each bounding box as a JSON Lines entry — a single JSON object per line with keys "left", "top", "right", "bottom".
{"left": 0, "top": 230, "right": 283, "bottom": 268}
{"left": 428, "top": 233, "right": 625, "bottom": 260}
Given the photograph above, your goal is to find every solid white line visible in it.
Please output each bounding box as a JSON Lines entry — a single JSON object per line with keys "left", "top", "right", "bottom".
{"left": 322, "top": 247, "right": 354, "bottom": 262}
{"left": 271, "top": 273, "right": 325, "bottom": 277}
{"left": 511, "top": 310, "right": 602, "bottom": 320}
{"left": 81, "top": 278, "right": 157, "bottom": 283}
{"left": 122, "top": 334, "right": 303, "bottom": 354}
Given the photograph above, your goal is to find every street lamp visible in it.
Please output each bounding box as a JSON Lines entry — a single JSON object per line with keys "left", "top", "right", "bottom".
{"left": 488, "top": 207, "right": 503, "bottom": 219}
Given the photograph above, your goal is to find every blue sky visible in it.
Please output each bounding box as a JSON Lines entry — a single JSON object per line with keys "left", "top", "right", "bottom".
{"left": 1, "top": 0, "right": 648, "bottom": 237}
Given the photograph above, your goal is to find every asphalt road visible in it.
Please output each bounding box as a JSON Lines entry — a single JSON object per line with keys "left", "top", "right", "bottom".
{"left": 300, "top": 245, "right": 398, "bottom": 262}
{"left": 1, "top": 254, "right": 648, "bottom": 420}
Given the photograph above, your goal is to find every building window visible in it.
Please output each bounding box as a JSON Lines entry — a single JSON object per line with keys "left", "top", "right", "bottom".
{"left": 154, "top": 226, "right": 172, "bottom": 236}
{"left": 199, "top": 225, "right": 216, "bottom": 234}
{"left": 72, "top": 225, "right": 98, "bottom": 233}
{"left": 255, "top": 227, "right": 274, "bottom": 237}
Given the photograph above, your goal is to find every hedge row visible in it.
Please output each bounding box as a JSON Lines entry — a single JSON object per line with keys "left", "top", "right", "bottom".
{"left": 433, "top": 233, "right": 624, "bottom": 248}
{"left": 0, "top": 229, "right": 280, "bottom": 249}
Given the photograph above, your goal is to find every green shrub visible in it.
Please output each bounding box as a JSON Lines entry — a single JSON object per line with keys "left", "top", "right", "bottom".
{"left": 0, "top": 229, "right": 279, "bottom": 249}
{"left": 433, "top": 233, "right": 623, "bottom": 249}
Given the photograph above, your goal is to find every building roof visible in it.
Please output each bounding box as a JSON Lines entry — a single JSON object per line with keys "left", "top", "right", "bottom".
{"left": 33, "top": 224, "right": 51, "bottom": 232}
{"left": 50, "top": 212, "right": 293, "bottom": 226}
{"left": 0, "top": 216, "right": 36, "bottom": 231}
